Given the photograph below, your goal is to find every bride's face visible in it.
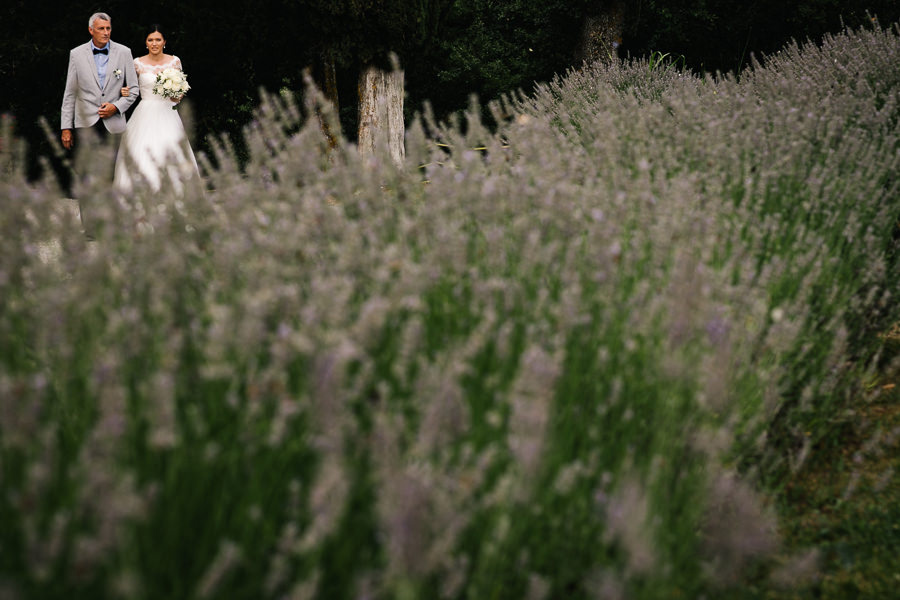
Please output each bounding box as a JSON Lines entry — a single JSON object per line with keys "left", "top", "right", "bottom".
{"left": 146, "top": 32, "right": 165, "bottom": 56}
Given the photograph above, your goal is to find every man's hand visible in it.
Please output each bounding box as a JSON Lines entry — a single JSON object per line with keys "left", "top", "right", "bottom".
{"left": 61, "top": 129, "right": 73, "bottom": 150}
{"left": 98, "top": 103, "right": 119, "bottom": 119}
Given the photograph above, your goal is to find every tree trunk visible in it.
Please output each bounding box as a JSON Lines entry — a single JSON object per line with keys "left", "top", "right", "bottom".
{"left": 575, "top": 1, "right": 626, "bottom": 65}
{"left": 320, "top": 52, "right": 340, "bottom": 149}
{"left": 357, "top": 64, "right": 405, "bottom": 165}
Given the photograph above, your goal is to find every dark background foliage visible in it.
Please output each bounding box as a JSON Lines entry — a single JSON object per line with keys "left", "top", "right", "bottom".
{"left": 623, "top": 0, "right": 898, "bottom": 74}
{"left": 2, "top": 0, "right": 897, "bottom": 180}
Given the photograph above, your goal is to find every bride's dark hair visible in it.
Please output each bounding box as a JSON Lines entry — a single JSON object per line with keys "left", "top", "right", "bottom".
{"left": 144, "top": 24, "right": 166, "bottom": 40}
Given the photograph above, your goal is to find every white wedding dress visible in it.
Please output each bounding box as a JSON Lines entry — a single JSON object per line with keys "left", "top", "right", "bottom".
{"left": 114, "top": 56, "right": 199, "bottom": 194}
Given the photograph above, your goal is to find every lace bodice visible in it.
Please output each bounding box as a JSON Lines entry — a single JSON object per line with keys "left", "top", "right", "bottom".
{"left": 134, "top": 55, "right": 182, "bottom": 76}
{"left": 135, "top": 56, "right": 183, "bottom": 99}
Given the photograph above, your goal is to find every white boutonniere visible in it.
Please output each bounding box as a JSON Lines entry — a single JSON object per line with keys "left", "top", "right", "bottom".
{"left": 113, "top": 68, "right": 123, "bottom": 79}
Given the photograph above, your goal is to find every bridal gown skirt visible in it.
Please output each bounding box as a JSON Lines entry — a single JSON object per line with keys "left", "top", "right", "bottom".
{"left": 114, "top": 94, "right": 199, "bottom": 194}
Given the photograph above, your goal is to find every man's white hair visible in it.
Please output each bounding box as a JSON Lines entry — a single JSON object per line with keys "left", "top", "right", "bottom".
{"left": 89, "top": 12, "right": 111, "bottom": 29}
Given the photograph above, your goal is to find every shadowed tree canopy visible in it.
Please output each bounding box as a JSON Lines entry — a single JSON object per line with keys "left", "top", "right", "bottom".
{"left": 423, "top": 0, "right": 592, "bottom": 115}
{"left": 297, "top": 0, "right": 454, "bottom": 69}
{"left": 622, "top": 0, "right": 900, "bottom": 73}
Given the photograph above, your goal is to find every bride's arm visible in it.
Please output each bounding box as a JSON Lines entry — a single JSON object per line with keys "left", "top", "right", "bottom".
{"left": 115, "top": 54, "right": 141, "bottom": 107}
{"left": 121, "top": 59, "right": 140, "bottom": 97}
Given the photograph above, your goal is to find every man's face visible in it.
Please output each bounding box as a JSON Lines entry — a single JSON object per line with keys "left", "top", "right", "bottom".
{"left": 89, "top": 19, "right": 111, "bottom": 48}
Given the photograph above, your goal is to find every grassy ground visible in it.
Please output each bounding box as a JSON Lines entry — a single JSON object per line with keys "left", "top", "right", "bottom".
{"left": 766, "top": 327, "right": 900, "bottom": 598}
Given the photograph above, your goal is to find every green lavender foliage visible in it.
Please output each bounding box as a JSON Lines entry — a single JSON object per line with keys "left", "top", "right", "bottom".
{"left": 1, "top": 22, "right": 898, "bottom": 600}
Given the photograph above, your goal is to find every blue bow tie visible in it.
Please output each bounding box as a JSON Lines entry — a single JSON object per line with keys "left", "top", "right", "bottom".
{"left": 93, "top": 48, "right": 108, "bottom": 55}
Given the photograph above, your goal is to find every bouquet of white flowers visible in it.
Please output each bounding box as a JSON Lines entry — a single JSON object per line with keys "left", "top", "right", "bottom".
{"left": 153, "top": 67, "right": 190, "bottom": 109}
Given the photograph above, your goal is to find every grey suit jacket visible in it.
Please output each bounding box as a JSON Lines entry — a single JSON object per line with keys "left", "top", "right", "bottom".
{"left": 61, "top": 41, "right": 139, "bottom": 133}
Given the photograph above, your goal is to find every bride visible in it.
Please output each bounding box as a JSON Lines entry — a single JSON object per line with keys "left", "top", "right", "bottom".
{"left": 113, "top": 25, "right": 199, "bottom": 194}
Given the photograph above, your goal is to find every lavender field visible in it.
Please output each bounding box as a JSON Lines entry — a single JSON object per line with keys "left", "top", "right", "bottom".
{"left": 2, "top": 23, "right": 899, "bottom": 599}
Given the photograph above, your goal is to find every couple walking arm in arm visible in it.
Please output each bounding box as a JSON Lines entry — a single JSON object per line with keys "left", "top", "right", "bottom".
{"left": 61, "top": 11, "right": 197, "bottom": 198}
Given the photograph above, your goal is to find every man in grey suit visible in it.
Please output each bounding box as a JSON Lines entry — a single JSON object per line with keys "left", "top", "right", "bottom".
{"left": 61, "top": 12, "right": 139, "bottom": 148}
{"left": 60, "top": 12, "right": 139, "bottom": 230}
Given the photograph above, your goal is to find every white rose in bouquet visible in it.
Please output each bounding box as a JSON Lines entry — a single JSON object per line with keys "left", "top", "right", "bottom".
{"left": 154, "top": 67, "right": 191, "bottom": 109}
